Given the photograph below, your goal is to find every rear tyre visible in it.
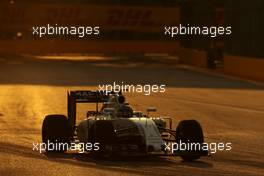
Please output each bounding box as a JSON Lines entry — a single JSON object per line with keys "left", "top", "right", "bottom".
{"left": 42, "top": 114, "right": 70, "bottom": 153}
{"left": 176, "top": 120, "right": 204, "bottom": 161}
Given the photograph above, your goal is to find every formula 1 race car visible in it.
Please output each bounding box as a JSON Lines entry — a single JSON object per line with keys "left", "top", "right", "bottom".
{"left": 42, "top": 90, "right": 208, "bottom": 161}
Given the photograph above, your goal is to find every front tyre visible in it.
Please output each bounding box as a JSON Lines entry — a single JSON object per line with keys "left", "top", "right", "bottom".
{"left": 42, "top": 114, "right": 70, "bottom": 153}
{"left": 89, "top": 120, "right": 116, "bottom": 157}
{"left": 176, "top": 120, "right": 204, "bottom": 161}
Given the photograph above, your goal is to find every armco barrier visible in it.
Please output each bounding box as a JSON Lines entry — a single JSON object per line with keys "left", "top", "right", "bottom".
{"left": 0, "top": 40, "right": 180, "bottom": 54}
{"left": 223, "top": 55, "right": 264, "bottom": 82}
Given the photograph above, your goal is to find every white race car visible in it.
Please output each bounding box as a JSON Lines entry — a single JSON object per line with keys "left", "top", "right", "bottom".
{"left": 42, "top": 90, "right": 208, "bottom": 161}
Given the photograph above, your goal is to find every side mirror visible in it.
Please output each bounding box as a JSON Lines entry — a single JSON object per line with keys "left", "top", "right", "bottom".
{"left": 147, "top": 107, "right": 156, "bottom": 116}
{"left": 147, "top": 107, "right": 157, "bottom": 112}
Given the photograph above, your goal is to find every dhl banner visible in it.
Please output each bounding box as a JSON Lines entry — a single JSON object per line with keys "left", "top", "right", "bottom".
{"left": 0, "top": 3, "right": 179, "bottom": 31}
{"left": 0, "top": 2, "right": 180, "bottom": 54}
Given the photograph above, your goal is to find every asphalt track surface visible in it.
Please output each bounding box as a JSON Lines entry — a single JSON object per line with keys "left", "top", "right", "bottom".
{"left": 0, "top": 55, "right": 263, "bottom": 176}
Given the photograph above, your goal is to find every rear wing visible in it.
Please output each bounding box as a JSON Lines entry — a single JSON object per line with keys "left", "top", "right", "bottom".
{"left": 69, "top": 90, "right": 109, "bottom": 103}
{"left": 67, "top": 90, "right": 109, "bottom": 132}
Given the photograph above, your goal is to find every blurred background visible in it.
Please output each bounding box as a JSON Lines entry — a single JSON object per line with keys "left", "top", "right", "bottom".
{"left": 0, "top": 0, "right": 263, "bottom": 81}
